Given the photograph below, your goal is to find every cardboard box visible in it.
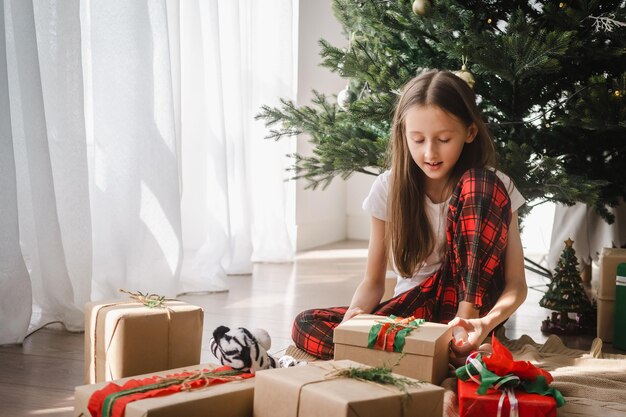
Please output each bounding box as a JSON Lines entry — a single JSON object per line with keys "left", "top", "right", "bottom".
{"left": 615, "top": 265, "right": 626, "bottom": 350}
{"left": 596, "top": 249, "right": 626, "bottom": 343}
{"left": 597, "top": 297, "right": 615, "bottom": 342}
{"left": 333, "top": 314, "right": 452, "bottom": 385}
{"left": 458, "top": 379, "right": 555, "bottom": 417}
{"left": 253, "top": 359, "right": 444, "bottom": 417}
{"left": 85, "top": 299, "right": 203, "bottom": 383}
{"left": 75, "top": 363, "right": 254, "bottom": 417}
{"left": 598, "top": 248, "right": 626, "bottom": 300}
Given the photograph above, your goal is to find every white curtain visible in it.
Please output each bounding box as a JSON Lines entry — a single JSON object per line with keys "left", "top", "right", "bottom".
{"left": 0, "top": 0, "right": 296, "bottom": 345}
{"left": 548, "top": 201, "right": 626, "bottom": 269}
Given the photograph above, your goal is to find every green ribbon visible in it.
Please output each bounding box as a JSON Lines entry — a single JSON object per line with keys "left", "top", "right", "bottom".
{"left": 101, "top": 369, "right": 247, "bottom": 417}
{"left": 456, "top": 353, "right": 518, "bottom": 394}
{"left": 366, "top": 315, "right": 424, "bottom": 353}
{"left": 522, "top": 376, "right": 566, "bottom": 407}
{"left": 102, "top": 380, "right": 180, "bottom": 417}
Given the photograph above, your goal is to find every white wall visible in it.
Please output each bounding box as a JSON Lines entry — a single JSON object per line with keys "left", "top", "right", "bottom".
{"left": 346, "top": 173, "right": 376, "bottom": 240}
{"left": 295, "top": 0, "right": 348, "bottom": 250}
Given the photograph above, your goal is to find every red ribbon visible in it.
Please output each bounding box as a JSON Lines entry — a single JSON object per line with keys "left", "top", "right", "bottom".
{"left": 88, "top": 366, "right": 253, "bottom": 417}
{"left": 371, "top": 316, "right": 418, "bottom": 352}
{"left": 482, "top": 335, "right": 554, "bottom": 384}
{"left": 373, "top": 322, "right": 392, "bottom": 350}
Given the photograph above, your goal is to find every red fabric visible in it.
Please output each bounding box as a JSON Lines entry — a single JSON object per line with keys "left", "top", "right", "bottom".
{"left": 292, "top": 168, "right": 511, "bottom": 359}
{"left": 384, "top": 324, "right": 397, "bottom": 351}
{"left": 483, "top": 335, "right": 554, "bottom": 384}
{"left": 373, "top": 317, "right": 416, "bottom": 351}
{"left": 88, "top": 366, "right": 253, "bottom": 417}
{"left": 374, "top": 322, "right": 392, "bottom": 350}
{"left": 458, "top": 379, "right": 556, "bottom": 417}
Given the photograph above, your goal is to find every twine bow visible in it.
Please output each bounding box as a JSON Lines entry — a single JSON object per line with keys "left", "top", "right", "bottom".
{"left": 119, "top": 289, "right": 169, "bottom": 308}
{"left": 367, "top": 315, "right": 425, "bottom": 352}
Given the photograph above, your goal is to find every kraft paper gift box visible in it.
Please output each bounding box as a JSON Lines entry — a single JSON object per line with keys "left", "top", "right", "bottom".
{"left": 457, "top": 379, "right": 556, "bottom": 417}
{"left": 615, "top": 264, "right": 626, "bottom": 350}
{"left": 85, "top": 299, "right": 203, "bottom": 384}
{"left": 598, "top": 248, "right": 626, "bottom": 300}
{"left": 75, "top": 363, "right": 254, "bottom": 417}
{"left": 597, "top": 298, "right": 615, "bottom": 343}
{"left": 253, "top": 359, "right": 444, "bottom": 417}
{"left": 597, "top": 248, "right": 626, "bottom": 342}
{"left": 333, "top": 314, "right": 452, "bottom": 385}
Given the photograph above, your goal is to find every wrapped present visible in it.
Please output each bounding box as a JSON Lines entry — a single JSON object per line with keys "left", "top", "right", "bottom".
{"left": 333, "top": 314, "right": 452, "bottom": 384}
{"left": 85, "top": 294, "right": 204, "bottom": 383}
{"left": 458, "top": 379, "right": 555, "bottom": 417}
{"left": 598, "top": 248, "right": 626, "bottom": 300}
{"left": 253, "top": 359, "right": 444, "bottom": 417}
{"left": 75, "top": 363, "right": 254, "bottom": 417}
{"left": 456, "top": 335, "right": 564, "bottom": 417}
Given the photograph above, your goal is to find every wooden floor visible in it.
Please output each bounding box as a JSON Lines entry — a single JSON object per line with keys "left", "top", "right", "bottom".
{"left": 0, "top": 239, "right": 608, "bottom": 417}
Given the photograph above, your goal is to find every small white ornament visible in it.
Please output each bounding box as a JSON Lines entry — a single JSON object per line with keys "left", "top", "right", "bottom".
{"left": 337, "top": 87, "right": 356, "bottom": 111}
{"left": 412, "top": 0, "right": 430, "bottom": 16}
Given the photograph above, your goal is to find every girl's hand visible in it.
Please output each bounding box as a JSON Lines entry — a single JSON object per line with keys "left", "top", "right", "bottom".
{"left": 342, "top": 306, "right": 365, "bottom": 322}
{"left": 447, "top": 316, "right": 490, "bottom": 367}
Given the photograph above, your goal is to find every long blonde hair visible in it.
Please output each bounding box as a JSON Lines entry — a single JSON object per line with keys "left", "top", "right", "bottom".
{"left": 387, "top": 70, "right": 497, "bottom": 277}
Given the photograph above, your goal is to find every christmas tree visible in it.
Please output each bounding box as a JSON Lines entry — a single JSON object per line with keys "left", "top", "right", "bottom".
{"left": 540, "top": 238, "right": 593, "bottom": 334}
{"left": 257, "top": 0, "right": 626, "bottom": 220}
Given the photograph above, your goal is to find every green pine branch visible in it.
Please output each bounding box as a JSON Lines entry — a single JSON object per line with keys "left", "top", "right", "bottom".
{"left": 256, "top": 0, "right": 626, "bottom": 221}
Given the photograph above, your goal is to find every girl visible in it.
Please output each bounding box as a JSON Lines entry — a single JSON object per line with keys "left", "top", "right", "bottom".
{"left": 292, "top": 70, "right": 528, "bottom": 364}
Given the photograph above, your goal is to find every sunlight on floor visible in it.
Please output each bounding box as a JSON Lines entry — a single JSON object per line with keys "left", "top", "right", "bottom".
{"left": 29, "top": 406, "right": 73, "bottom": 415}
{"left": 296, "top": 247, "right": 368, "bottom": 260}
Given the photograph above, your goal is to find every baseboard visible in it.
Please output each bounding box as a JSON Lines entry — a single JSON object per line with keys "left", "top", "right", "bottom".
{"left": 296, "top": 217, "right": 347, "bottom": 251}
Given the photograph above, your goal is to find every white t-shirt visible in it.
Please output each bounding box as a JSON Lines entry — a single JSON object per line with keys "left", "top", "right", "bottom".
{"left": 362, "top": 169, "right": 525, "bottom": 297}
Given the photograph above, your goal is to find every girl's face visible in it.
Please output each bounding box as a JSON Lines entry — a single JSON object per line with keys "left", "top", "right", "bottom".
{"left": 404, "top": 105, "right": 477, "bottom": 196}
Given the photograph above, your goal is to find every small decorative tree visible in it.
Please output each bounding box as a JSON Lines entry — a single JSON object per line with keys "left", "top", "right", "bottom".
{"left": 540, "top": 238, "right": 594, "bottom": 335}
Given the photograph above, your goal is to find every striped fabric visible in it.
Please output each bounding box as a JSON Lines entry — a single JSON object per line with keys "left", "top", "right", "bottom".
{"left": 292, "top": 168, "right": 512, "bottom": 359}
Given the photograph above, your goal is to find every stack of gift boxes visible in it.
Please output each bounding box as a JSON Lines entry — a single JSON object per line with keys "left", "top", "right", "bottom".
{"left": 75, "top": 297, "right": 565, "bottom": 417}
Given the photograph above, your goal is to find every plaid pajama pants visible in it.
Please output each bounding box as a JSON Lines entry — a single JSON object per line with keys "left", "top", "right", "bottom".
{"left": 292, "top": 168, "right": 512, "bottom": 359}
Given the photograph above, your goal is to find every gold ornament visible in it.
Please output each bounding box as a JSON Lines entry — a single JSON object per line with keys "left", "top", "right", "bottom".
{"left": 614, "top": 90, "right": 622, "bottom": 97}
{"left": 453, "top": 57, "right": 476, "bottom": 89}
{"left": 559, "top": 2, "right": 565, "bottom": 8}
{"left": 412, "top": 0, "right": 430, "bottom": 16}
{"left": 487, "top": 17, "right": 493, "bottom": 24}
{"left": 564, "top": 238, "right": 574, "bottom": 248}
